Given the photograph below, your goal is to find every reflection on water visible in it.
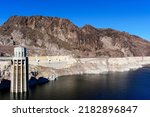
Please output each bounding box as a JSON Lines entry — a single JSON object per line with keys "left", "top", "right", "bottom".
{"left": 0, "top": 66, "right": 150, "bottom": 100}
{"left": 0, "top": 91, "right": 28, "bottom": 100}
{"left": 10, "top": 93, "right": 28, "bottom": 100}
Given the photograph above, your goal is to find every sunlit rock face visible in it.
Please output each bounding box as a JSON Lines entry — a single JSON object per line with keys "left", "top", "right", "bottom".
{"left": 1, "top": 56, "right": 150, "bottom": 82}
{"left": 0, "top": 61, "right": 11, "bottom": 80}
{"left": 28, "top": 56, "right": 150, "bottom": 78}
{"left": 1, "top": 16, "right": 150, "bottom": 57}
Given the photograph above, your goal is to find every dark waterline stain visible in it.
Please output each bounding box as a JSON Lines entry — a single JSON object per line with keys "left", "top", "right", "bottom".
{"left": 0, "top": 67, "right": 150, "bottom": 100}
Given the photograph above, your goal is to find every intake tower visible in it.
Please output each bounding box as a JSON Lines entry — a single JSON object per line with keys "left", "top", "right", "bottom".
{"left": 11, "top": 46, "right": 28, "bottom": 93}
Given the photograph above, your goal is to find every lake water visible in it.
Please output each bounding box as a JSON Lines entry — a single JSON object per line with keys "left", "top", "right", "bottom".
{"left": 0, "top": 66, "right": 150, "bottom": 100}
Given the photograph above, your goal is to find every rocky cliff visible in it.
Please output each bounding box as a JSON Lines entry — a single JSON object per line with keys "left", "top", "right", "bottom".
{"left": 1, "top": 56, "right": 150, "bottom": 81}
{"left": 29, "top": 56, "right": 150, "bottom": 79}
{"left": 0, "top": 61, "right": 11, "bottom": 81}
{"left": 0, "top": 16, "right": 150, "bottom": 57}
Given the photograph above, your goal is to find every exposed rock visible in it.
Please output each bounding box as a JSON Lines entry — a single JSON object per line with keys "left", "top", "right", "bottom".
{"left": 28, "top": 56, "right": 150, "bottom": 79}
{"left": 0, "top": 16, "right": 150, "bottom": 57}
{"left": 0, "top": 56, "right": 150, "bottom": 85}
{"left": 0, "top": 61, "right": 11, "bottom": 80}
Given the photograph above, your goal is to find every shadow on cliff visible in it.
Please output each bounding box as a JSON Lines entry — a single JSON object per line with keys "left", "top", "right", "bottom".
{"left": 0, "top": 77, "right": 49, "bottom": 90}
{"left": 29, "top": 77, "right": 49, "bottom": 88}
{"left": 0, "top": 80, "right": 10, "bottom": 91}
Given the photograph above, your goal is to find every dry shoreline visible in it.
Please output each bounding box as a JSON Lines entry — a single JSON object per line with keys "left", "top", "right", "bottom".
{"left": 29, "top": 56, "right": 150, "bottom": 79}
{"left": 1, "top": 56, "right": 150, "bottom": 80}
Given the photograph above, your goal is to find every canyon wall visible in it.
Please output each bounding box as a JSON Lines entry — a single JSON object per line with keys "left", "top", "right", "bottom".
{"left": 1, "top": 16, "right": 150, "bottom": 57}
{"left": 0, "top": 61, "right": 11, "bottom": 81}
{"left": 29, "top": 56, "right": 150, "bottom": 78}
{"left": 0, "top": 56, "right": 150, "bottom": 80}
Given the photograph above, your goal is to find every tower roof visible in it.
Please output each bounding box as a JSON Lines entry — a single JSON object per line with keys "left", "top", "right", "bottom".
{"left": 14, "top": 46, "right": 25, "bottom": 49}
{"left": 14, "top": 46, "right": 27, "bottom": 57}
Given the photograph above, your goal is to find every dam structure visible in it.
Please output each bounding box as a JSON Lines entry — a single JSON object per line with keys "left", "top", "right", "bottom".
{"left": 11, "top": 46, "right": 28, "bottom": 93}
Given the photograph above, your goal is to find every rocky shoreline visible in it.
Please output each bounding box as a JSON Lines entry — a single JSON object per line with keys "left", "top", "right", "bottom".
{"left": 29, "top": 56, "right": 150, "bottom": 79}
{"left": 0, "top": 56, "right": 150, "bottom": 85}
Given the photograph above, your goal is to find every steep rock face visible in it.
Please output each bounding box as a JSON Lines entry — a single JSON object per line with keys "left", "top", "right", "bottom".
{"left": 0, "top": 16, "right": 150, "bottom": 57}
{"left": 0, "top": 61, "right": 11, "bottom": 80}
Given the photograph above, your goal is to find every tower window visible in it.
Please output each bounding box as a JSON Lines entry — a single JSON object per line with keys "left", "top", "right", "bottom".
{"left": 19, "top": 52, "right": 21, "bottom": 57}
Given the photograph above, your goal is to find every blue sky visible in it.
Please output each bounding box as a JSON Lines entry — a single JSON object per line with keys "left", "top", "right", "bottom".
{"left": 0, "top": 0, "right": 150, "bottom": 40}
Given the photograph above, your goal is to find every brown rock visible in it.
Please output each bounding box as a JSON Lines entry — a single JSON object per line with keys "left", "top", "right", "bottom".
{"left": 0, "top": 16, "right": 150, "bottom": 57}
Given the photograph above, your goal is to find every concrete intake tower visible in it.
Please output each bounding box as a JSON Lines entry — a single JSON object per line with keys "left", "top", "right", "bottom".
{"left": 11, "top": 46, "right": 28, "bottom": 93}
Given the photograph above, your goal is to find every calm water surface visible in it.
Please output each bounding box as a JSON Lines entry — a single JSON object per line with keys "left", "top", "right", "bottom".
{"left": 0, "top": 66, "right": 150, "bottom": 100}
